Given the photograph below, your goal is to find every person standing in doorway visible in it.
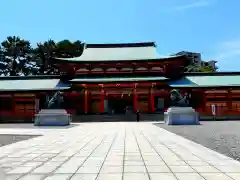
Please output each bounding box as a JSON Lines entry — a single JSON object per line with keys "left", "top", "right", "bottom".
{"left": 136, "top": 110, "right": 140, "bottom": 122}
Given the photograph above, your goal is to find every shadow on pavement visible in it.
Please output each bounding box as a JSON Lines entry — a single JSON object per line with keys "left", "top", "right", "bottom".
{"left": 0, "top": 124, "right": 79, "bottom": 129}
{"left": 0, "top": 134, "right": 40, "bottom": 147}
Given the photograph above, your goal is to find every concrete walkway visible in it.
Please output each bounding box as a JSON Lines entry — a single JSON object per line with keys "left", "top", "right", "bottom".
{"left": 0, "top": 122, "right": 240, "bottom": 180}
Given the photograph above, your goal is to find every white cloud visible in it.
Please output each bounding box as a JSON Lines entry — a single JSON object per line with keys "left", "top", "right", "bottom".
{"left": 210, "top": 39, "right": 240, "bottom": 71}
{"left": 172, "top": 0, "right": 212, "bottom": 11}
{"left": 214, "top": 39, "right": 240, "bottom": 60}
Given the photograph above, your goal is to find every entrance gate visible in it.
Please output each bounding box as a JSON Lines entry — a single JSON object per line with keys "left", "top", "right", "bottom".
{"left": 107, "top": 95, "right": 133, "bottom": 114}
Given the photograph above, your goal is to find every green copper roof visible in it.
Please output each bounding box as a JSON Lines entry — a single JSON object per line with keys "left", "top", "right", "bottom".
{"left": 0, "top": 79, "right": 70, "bottom": 91}
{"left": 169, "top": 75, "right": 240, "bottom": 87}
{"left": 71, "top": 77, "right": 168, "bottom": 83}
{"left": 53, "top": 42, "right": 184, "bottom": 62}
{"left": 54, "top": 47, "right": 157, "bottom": 62}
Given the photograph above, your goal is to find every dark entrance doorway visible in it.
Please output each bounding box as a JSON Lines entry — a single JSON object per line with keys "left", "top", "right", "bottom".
{"left": 108, "top": 95, "right": 132, "bottom": 114}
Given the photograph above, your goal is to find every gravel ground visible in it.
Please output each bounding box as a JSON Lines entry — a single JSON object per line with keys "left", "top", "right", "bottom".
{"left": 0, "top": 134, "right": 38, "bottom": 147}
{"left": 155, "top": 121, "right": 240, "bottom": 161}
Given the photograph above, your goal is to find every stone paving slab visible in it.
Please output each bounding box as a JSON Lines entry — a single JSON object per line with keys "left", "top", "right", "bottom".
{"left": 0, "top": 122, "right": 240, "bottom": 179}
{"left": 0, "top": 134, "right": 39, "bottom": 147}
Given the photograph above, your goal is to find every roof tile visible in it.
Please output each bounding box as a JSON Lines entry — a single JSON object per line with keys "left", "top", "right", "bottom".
{"left": 169, "top": 75, "right": 240, "bottom": 87}
{"left": 0, "top": 79, "right": 70, "bottom": 91}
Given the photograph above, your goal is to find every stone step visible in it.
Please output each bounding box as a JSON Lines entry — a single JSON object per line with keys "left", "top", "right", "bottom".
{"left": 72, "top": 114, "right": 164, "bottom": 122}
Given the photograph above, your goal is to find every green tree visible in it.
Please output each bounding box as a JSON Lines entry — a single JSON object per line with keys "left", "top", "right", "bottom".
{"left": 55, "top": 40, "right": 83, "bottom": 58}
{"left": 0, "top": 36, "right": 85, "bottom": 76}
{"left": 1, "top": 36, "right": 32, "bottom": 76}
{"left": 33, "top": 39, "right": 57, "bottom": 74}
{"left": 185, "top": 64, "right": 216, "bottom": 72}
{"left": 198, "top": 65, "right": 216, "bottom": 72}
{"left": 0, "top": 46, "right": 8, "bottom": 75}
{"left": 33, "top": 39, "right": 84, "bottom": 74}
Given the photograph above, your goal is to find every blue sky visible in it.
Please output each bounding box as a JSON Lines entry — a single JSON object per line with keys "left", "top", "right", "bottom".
{"left": 0, "top": 0, "right": 239, "bottom": 71}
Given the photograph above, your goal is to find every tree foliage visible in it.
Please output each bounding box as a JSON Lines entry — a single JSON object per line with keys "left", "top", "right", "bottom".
{"left": 56, "top": 40, "right": 83, "bottom": 58}
{"left": 1, "top": 36, "right": 33, "bottom": 76}
{"left": 0, "top": 36, "right": 84, "bottom": 76}
{"left": 185, "top": 64, "right": 216, "bottom": 73}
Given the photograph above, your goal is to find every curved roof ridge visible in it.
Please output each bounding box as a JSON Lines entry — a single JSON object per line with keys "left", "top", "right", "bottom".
{"left": 85, "top": 42, "right": 156, "bottom": 48}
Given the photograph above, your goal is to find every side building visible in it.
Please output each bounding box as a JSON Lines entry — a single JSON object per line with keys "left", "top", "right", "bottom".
{"left": 176, "top": 51, "right": 217, "bottom": 70}
{"left": 0, "top": 42, "right": 239, "bottom": 121}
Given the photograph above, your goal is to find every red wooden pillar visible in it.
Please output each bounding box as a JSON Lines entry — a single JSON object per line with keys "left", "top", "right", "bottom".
{"left": 11, "top": 94, "right": 15, "bottom": 118}
{"left": 187, "top": 88, "right": 192, "bottom": 106}
{"left": 163, "top": 64, "right": 166, "bottom": 74}
{"left": 100, "top": 88, "right": 105, "bottom": 113}
{"left": 84, "top": 89, "right": 88, "bottom": 114}
{"left": 133, "top": 87, "right": 138, "bottom": 112}
{"left": 227, "top": 88, "right": 232, "bottom": 114}
{"left": 202, "top": 89, "right": 206, "bottom": 113}
{"left": 151, "top": 88, "right": 155, "bottom": 112}
{"left": 149, "top": 88, "right": 155, "bottom": 113}
{"left": 148, "top": 88, "right": 151, "bottom": 112}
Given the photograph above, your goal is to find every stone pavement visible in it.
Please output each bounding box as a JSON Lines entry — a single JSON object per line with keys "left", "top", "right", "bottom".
{"left": 1, "top": 122, "right": 240, "bottom": 180}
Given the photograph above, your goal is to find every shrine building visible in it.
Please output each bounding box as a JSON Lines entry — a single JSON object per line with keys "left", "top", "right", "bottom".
{"left": 0, "top": 42, "right": 240, "bottom": 121}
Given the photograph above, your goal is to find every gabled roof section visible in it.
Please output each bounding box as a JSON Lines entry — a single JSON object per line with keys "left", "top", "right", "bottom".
{"left": 169, "top": 75, "right": 240, "bottom": 87}
{"left": 0, "top": 78, "right": 70, "bottom": 92}
{"left": 0, "top": 75, "right": 61, "bottom": 80}
{"left": 53, "top": 42, "right": 163, "bottom": 62}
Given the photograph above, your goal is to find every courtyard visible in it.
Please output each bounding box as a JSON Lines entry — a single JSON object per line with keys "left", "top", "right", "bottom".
{"left": 1, "top": 122, "right": 240, "bottom": 180}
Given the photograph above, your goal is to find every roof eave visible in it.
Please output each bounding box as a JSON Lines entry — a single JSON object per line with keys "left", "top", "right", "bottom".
{"left": 169, "top": 85, "right": 240, "bottom": 88}
{"left": 70, "top": 81, "right": 163, "bottom": 84}
{"left": 52, "top": 55, "right": 187, "bottom": 64}
{"left": 0, "top": 75, "right": 61, "bottom": 80}
{"left": 184, "top": 72, "right": 240, "bottom": 76}
{"left": 70, "top": 78, "right": 168, "bottom": 84}
{"left": 0, "top": 87, "right": 71, "bottom": 92}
